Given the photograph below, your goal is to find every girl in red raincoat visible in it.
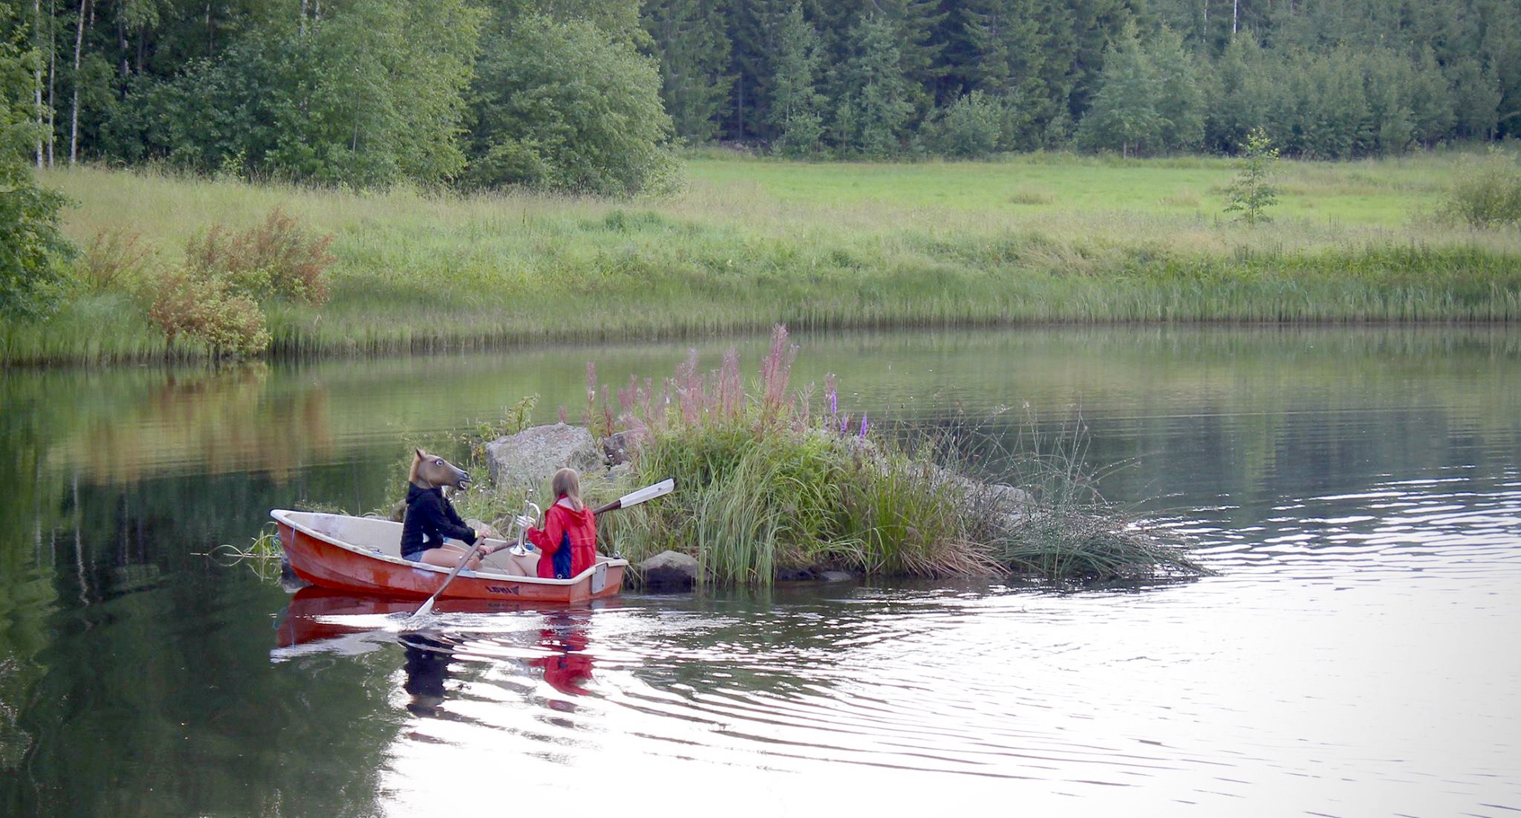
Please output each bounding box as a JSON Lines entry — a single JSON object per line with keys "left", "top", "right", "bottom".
{"left": 520, "top": 468, "right": 598, "bottom": 580}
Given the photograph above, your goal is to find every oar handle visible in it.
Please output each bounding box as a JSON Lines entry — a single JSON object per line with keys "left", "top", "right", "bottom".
{"left": 592, "top": 499, "right": 623, "bottom": 515}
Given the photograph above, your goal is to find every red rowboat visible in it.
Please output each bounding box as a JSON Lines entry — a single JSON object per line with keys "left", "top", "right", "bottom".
{"left": 271, "top": 509, "right": 627, "bottom": 604}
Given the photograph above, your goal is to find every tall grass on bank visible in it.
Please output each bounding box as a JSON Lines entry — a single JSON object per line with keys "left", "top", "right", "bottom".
{"left": 577, "top": 326, "right": 1203, "bottom": 584}
{"left": 958, "top": 412, "right": 1204, "bottom": 580}
{"left": 10, "top": 157, "right": 1521, "bottom": 366}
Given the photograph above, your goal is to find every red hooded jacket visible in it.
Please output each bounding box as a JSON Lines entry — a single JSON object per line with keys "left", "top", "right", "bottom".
{"left": 527, "top": 501, "right": 598, "bottom": 579}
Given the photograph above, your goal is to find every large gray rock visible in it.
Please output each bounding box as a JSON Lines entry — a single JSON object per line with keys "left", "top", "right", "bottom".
{"left": 485, "top": 423, "right": 604, "bottom": 490}
{"left": 639, "top": 550, "right": 699, "bottom": 592}
{"left": 990, "top": 484, "right": 1036, "bottom": 520}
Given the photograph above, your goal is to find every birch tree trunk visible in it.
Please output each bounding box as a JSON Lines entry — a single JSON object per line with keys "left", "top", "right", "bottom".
{"left": 34, "top": 0, "right": 43, "bottom": 167}
{"left": 47, "top": 0, "right": 56, "bottom": 166}
{"left": 117, "top": 15, "right": 128, "bottom": 90}
{"left": 69, "top": 0, "right": 88, "bottom": 165}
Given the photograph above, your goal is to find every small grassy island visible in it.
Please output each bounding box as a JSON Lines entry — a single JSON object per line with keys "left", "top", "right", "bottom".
{"left": 443, "top": 328, "right": 1205, "bottom": 585}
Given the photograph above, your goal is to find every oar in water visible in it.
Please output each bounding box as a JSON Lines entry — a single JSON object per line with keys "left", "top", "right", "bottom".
{"left": 409, "top": 535, "right": 489, "bottom": 620}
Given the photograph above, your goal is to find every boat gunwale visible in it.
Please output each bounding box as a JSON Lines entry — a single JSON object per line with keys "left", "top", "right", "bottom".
{"left": 270, "top": 508, "right": 628, "bottom": 588}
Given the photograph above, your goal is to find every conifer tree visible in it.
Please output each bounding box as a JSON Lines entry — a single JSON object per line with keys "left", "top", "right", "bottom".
{"left": 726, "top": 0, "right": 786, "bottom": 141}
{"left": 769, "top": 2, "right": 823, "bottom": 156}
{"left": 1206, "top": 32, "right": 1267, "bottom": 153}
{"left": 959, "top": 0, "right": 1047, "bottom": 148}
{"left": 1146, "top": 26, "right": 1203, "bottom": 152}
{"left": 644, "top": 0, "right": 733, "bottom": 143}
{"left": 1408, "top": 47, "right": 1454, "bottom": 148}
{"left": 1075, "top": 22, "right": 1160, "bottom": 157}
{"left": 833, "top": 13, "right": 912, "bottom": 157}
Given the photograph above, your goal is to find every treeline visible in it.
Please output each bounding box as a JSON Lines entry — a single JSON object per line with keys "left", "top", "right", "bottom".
{"left": 2, "top": 0, "right": 673, "bottom": 193}
{"left": 649, "top": 0, "right": 1520, "bottom": 158}
{"left": 2, "top": 0, "right": 1519, "bottom": 194}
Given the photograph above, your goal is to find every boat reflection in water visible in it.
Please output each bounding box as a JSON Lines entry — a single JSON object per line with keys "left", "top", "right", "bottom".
{"left": 531, "top": 612, "right": 594, "bottom": 702}
{"left": 272, "top": 586, "right": 605, "bottom": 715}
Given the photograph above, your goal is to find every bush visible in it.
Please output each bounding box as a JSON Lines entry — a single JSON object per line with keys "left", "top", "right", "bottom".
{"left": 0, "top": 41, "right": 74, "bottom": 318}
{"left": 146, "top": 268, "right": 271, "bottom": 358}
{"left": 185, "top": 208, "right": 334, "bottom": 304}
{"left": 465, "top": 15, "right": 679, "bottom": 196}
{"left": 0, "top": 162, "right": 74, "bottom": 317}
{"left": 928, "top": 91, "right": 1003, "bottom": 159}
{"left": 80, "top": 229, "right": 157, "bottom": 291}
{"left": 1441, "top": 151, "right": 1521, "bottom": 228}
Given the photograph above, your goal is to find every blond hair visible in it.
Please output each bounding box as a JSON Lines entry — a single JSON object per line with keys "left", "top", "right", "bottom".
{"left": 551, "top": 468, "right": 583, "bottom": 511}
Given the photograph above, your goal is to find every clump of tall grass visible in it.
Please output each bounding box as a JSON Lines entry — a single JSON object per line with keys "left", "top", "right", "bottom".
{"left": 957, "top": 414, "right": 1206, "bottom": 580}
{"left": 586, "top": 326, "right": 1202, "bottom": 584}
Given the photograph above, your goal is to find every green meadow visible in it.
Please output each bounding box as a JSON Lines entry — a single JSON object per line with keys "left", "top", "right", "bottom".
{"left": 6, "top": 150, "right": 1519, "bottom": 364}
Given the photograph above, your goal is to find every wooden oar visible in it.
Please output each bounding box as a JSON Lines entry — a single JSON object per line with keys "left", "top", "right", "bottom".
{"left": 409, "top": 535, "right": 489, "bottom": 620}
{"left": 593, "top": 478, "right": 675, "bottom": 515}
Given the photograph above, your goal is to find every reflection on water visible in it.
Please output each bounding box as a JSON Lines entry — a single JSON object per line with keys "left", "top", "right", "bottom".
{"left": 2, "top": 327, "right": 1519, "bottom": 816}
{"left": 400, "top": 633, "right": 457, "bottom": 716}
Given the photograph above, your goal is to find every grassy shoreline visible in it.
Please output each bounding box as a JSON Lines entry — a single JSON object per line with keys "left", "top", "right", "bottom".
{"left": 6, "top": 152, "right": 1520, "bottom": 365}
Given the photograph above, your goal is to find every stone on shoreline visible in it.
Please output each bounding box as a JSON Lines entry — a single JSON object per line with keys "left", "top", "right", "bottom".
{"left": 775, "top": 566, "right": 858, "bottom": 583}
{"left": 603, "top": 430, "right": 638, "bottom": 466}
{"left": 484, "top": 423, "right": 604, "bottom": 490}
{"left": 638, "top": 550, "right": 699, "bottom": 592}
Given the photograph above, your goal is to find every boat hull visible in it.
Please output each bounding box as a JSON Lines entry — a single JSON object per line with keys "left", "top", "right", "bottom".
{"left": 272, "top": 509, "right": 626, "bottom": 604}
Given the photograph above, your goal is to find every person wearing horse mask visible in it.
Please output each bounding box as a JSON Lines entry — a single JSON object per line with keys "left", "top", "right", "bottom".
{"left": 401, "top": 448, "right": 498, "bottom": 569}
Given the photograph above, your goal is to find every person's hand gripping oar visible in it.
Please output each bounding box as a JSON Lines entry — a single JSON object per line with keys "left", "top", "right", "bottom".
{"left": 410, "top": 491, "right": 538, "bottom": 621}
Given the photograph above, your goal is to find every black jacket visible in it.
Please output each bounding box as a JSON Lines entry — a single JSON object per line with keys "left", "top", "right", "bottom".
{"left": 400, "top": 484, "right": 476, "bottom": 559}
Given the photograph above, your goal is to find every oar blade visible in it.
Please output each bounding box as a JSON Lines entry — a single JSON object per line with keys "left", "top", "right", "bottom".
{"left": 619, "top": 478, "right": 674, "bottom": 509}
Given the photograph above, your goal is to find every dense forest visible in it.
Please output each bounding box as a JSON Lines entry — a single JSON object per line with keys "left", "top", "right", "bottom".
{"left": 0, "top": 0, "right": 1518, "bottom": 191}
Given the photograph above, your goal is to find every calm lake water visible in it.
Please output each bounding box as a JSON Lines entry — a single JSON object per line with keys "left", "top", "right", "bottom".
{"left": 1, "top": 327, "right": 1519, "bottom": 817}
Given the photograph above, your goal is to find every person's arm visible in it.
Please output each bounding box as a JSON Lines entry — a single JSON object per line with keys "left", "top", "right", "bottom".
{"left": 527, "top": 506, "right": 565, "bottom": 558}
{"left": 430, "top": 495, "right": 477, "bottom": 545}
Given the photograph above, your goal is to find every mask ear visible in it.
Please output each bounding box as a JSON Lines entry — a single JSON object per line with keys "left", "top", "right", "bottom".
{"left": 414, "top": 448, "right": 425, "bottom": 460}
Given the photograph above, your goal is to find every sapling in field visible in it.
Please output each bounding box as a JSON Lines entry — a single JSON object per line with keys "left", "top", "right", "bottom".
{"left": 1224, "top": 129, "right": 1280, "bottom": 225}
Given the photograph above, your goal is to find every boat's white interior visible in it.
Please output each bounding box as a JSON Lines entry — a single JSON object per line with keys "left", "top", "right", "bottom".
{"left": 272, "top": 510, "right": 625, "bottom": 585}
